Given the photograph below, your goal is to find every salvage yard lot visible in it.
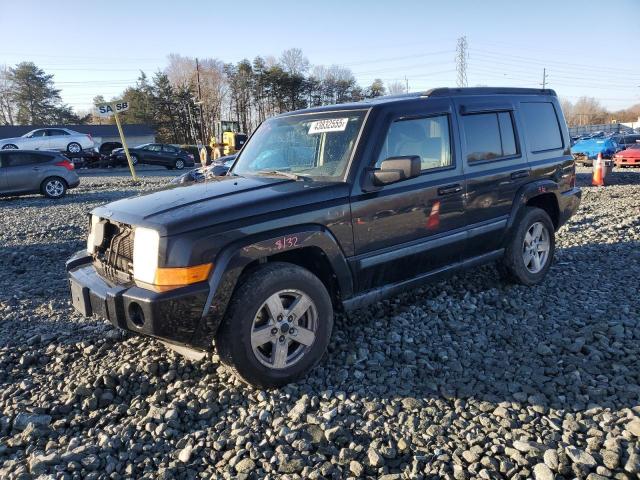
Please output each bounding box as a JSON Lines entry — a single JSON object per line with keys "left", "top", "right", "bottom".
{"left": 0, "top": 167, "right": 639, "bottom": 478}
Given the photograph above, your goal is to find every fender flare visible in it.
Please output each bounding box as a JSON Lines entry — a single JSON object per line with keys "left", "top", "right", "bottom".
{"left": 189, "top": 225, "right": 353, "bottom": 349}
{"left": 506, "top": 179, "right": 560, "bottom": 231}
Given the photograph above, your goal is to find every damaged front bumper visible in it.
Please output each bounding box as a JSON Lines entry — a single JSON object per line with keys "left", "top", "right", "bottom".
{"left": 66, "top": 251, "right": 211, "bottom": 351}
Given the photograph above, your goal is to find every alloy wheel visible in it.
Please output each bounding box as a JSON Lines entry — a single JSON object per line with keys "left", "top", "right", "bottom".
{"left": 522, "top": 221, "right": 550, "bottom": 274}
{"left": 45, "top": 179, "right": 65, "bottom": 198}
{"left": 250, "top": 289, "right": 318, "bottom": 370}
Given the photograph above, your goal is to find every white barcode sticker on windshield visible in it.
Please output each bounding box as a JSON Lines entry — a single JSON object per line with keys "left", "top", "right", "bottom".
{"left": 308, "top": 118, "right": 349, "bottom": 134}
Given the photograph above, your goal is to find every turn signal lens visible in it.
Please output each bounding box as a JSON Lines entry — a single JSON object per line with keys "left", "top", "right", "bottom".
{"left": 153, "top": 263, "right": 213, "bottom": 286}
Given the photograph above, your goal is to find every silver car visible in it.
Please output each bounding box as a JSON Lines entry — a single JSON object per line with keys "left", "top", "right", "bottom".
{"left": 0, "top": 150, "right": 80, "bottom": 198}
{"left": 0, "top": 128, "right": 94, "bottom": 154}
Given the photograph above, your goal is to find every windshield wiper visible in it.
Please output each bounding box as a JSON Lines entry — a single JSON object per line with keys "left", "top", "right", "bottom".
{"left": 257, "top": 170, "right": 312, "bottom": 181}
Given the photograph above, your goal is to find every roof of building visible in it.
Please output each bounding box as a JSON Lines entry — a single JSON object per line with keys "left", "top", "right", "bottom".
{"left": 0, "top": 124, "right": 155, "bottom": 140}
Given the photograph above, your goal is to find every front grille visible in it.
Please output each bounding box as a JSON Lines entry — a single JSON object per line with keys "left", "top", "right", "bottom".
{"left": 93, "top": 221, "right": 134, "bottom": 280}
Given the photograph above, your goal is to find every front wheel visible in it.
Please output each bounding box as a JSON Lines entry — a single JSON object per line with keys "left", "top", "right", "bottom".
{"left": 215, "top": 262, "right": 333, "bottom": 388}
{"left": 498, "top": 207, "right": 555, "bottom": 286}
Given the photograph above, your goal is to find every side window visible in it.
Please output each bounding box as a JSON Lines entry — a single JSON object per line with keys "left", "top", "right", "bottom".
{"left": 520, "top": 102, "right": 563, "bottom": 152}
{"left": 5, "top": 153, "right": 38, "bottom": 167}
{"left": 462, "top": 111, "right": 518, "bottom": 162}
{"left": 376, "top": 115, "right": 452, "bottom": 171}
{"left": 48, "top": 129, "right": 69, "bottom": 136}
{"left": 163, "top": 145, "right": 178, "bottom": 153}
{"left": 30, "top": 130, "right": 47, "bottom": 138}
{"left": 147, "top": 145, "right": 162, "bottom": 152}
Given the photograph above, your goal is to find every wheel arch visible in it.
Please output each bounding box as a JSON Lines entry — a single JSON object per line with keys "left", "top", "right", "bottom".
{"left": 189, "top": 226, "right": 353, "bottom": 349}
{"left": 508, "top": 180, "right": 561, "bottom": 232}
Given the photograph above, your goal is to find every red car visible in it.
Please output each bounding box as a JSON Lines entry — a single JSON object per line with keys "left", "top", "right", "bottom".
{"left": 614, "top": 144, "right": 640, "bottom": 167}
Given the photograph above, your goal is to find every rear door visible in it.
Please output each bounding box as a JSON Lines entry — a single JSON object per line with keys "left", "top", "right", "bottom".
{"left": 143, "top": 144, "right": 164, "bottom": 164}
{"left": 161, "top": 145, "right": 180, "bottom": 165}
{"left": 455, "top": 97, "right": 529, "bottom": 258}
{"left": 350, "top": 99, "right": 467, "bottom": 291}
{"left": 46, "top": 129, "right": 70, "bottom": 150}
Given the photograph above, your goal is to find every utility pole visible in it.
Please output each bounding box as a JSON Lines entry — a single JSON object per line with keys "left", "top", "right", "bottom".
{"left": 541, "top": 68, "right": 549, "bottom": 89}
{"left": 455, "top": 36, "right": 469, "bottom": 88}
{"left": 405, "top": 76, "right": 409, "bottom": 93}
{"left": 195, "top": 58, "right": 206, "bottom": 147}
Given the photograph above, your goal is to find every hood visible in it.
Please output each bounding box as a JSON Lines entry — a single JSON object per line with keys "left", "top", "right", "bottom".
{"left": 617, "top": 147, "right": 640, "bottom": 158}
{"left": 93, "top": 175, "right": 349, "bottom": 236}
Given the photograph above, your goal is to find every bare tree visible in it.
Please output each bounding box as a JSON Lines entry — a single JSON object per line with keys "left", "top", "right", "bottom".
{"left": 0, "top": 64, "right": 16, "bottom": 125}
{"left": 387, "top": 81, "right": 406, "bottom": 95}
{"left": 279, "top": 48, "right": 309, "bottom": 76}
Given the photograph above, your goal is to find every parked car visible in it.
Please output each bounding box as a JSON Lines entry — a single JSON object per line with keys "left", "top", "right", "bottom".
{"left": 111, "top": 143, "right": 195, "bottom": 170}
{"left": 67, "top": 87, "right": 581, "bottom": 387}
{"left": 610, "top": 133, "right": 640, "bottom": 151}
{"left": 170, "top": 155, "right": 236, "bottom": 185}
{"left": 0, "top": 150, "right": 79, "bottom": 198}
{"left": 0, "top": 128, "right": 94, "bottom": 153}
{"left": 571, "top": 138, "right": 618, "bottom": 165}
{"left": 613, "top": 144, "right": 640, "bottom": 167}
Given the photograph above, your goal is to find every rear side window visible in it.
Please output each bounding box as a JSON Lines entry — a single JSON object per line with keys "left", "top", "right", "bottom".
{"left": 163, "top": 145, "right": 179, "bottom": 153}
{"left": 376, "top": 114, "right": 452, "bottom": 171}
{"left": 520, "top": 102, "right": 563, "bottom": 152}
{"left": 3, "top": 152, "right": 51, "bottom": 166}
{"left": 462, "top": 111, "right": 518, "bottom": 162}
{"left": 48, "top": 129, "right": 69, "bottom": 136}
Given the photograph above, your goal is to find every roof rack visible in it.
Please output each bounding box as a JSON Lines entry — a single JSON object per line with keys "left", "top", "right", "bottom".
{"left": 423, "top": 87, "right": 557, "bottom": 97}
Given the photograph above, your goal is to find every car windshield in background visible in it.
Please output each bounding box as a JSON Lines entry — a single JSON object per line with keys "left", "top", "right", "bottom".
{"left": 232, "top": 111, "right": 366, "bottom": 180}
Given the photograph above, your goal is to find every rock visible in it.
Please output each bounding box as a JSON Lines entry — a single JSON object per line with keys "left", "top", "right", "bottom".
{"left": 349, "top": 460, "right": 364, "bottom": 476}
{"left": 13, "top": 413, "right": 51, "bottom": 430}
{"left": 235, "top": 458, "right": 255, "bottom": 474}
{"left": 543, "top": 449, "right": 559, "bottom": 471}
{"left": 178, "top": 445, "right": 192, "bottom": 463}
{"left": 625, "top": 419, "right": 640, "bottom": 437}
{"left": 368, "top": 448, "right": 385, "bottom": 467}
{"left": 536, "top": 343, "right": 552, "bottom": 356}
{"left": 566, "top": 447, "right": 596, "bottom": 469}
{"left": 533, "top": 463, "right": 554, "bottom": 480}
{"left": 324, "top": 426, "right": 351, "bottom": 445}
{"left": 462, "top": 449, "right": 480, "bottom": 464}
{"left": 278, "top": 458, "right": 305, "bottom": 473}
{"left": 602, "top": 449, "right": 619, "bottom": 470}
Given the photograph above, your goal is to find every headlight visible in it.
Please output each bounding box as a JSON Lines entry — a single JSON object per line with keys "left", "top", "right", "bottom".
{"left": 133, "top": 227, "right": 159, "bottom": 284}
{"left": 86, "top": 215, "right": 99, "bottom": 254}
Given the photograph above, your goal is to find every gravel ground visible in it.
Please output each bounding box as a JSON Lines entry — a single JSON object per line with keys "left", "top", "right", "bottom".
{"left": 0, "top": 168, "right": 638, "bottom": 479}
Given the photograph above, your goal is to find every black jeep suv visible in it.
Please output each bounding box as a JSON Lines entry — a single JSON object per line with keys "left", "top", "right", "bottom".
{"left": 67, "top": 88, "right": 581, "bottom": 387}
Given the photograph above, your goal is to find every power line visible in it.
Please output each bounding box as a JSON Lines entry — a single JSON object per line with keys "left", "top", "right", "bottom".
{"left": 455, "top": 36, "right": 468, "bottom": 88}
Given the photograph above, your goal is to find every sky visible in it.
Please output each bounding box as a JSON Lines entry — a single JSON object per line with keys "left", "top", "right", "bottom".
{"left": 2, "top": 0, "right": 639, "bottom": 113}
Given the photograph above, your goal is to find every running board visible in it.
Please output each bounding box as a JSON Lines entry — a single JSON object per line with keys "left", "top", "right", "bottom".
{"left": 343, "top": 249, "right": 504, "bottom": 311}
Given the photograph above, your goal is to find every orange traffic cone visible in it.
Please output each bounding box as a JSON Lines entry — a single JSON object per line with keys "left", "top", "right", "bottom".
{"left": 592, "top": 153, "right": 604, "bottom": 186}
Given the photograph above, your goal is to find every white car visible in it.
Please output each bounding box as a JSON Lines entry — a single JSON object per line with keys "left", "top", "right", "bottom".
{"left": 0, "top": 128, "right": 94, "bottom": 153}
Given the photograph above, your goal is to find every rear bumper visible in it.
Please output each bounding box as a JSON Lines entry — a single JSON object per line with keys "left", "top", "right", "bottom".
{"left": 66, "top": 251, "right": 211, "bottom": 350}
{"left": 558, "top": 187, "right": 581, "bottom": 229}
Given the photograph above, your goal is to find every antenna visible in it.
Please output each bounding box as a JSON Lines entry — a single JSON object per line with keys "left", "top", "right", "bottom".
{"left": 455, "top": 36, "right": 469, "bottom": 88}
{"left": 541, "top": 68, "right": 549, "bottom": 89}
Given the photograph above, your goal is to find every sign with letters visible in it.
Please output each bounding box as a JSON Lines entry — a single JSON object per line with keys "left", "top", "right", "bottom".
{"left": 96, "top": 101, "right": 130, "bottom": 117}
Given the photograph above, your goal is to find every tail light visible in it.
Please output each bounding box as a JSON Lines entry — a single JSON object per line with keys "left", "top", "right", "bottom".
{"left": 55, "top": 159, "right": 74, "bottom": 170}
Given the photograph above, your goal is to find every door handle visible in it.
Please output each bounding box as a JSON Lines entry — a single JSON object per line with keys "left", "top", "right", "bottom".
{"left": 511, "top": 169, "right": 530, "bottom": 179}
{"left": 32, "top": 167, "right": 40, "bottom": 171}
{"left": 437, "top": 184, "right": 462, "bottom": 196}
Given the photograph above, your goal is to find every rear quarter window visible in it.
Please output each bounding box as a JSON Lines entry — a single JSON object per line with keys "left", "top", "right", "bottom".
{"left": 520, "top": 102, "right": 563, "bottom": 152}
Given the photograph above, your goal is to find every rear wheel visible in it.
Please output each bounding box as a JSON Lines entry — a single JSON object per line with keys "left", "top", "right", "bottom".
{"left": 498, "top": 207, "right": 555, "bottom": 285}
{"left": 67, "top": 142, "right": 82, "bottom": 153}
{"left": 41, "top": 177, "right": 67, "bottom": 199}
{"left": 215, "top": 262, "right": 333, "bottom": 388}
{"left": 174, "top": 159, "right": 185, "bottom": 170}
{"left": 2, "top": 144, "right": 18, "bottom": 149}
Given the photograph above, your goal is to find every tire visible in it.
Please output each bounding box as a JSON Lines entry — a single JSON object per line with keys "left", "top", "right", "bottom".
{"left": 215, "top": 262, "right": 334, "bottom": 388}
{"left": 498, "top": 207, "right": 555, "bottom": 286}
{"left": 130, "top": 155, "right": 138, "bottom": 166}
{"left": 67, "top": 142, "right": 82, "bottom": 153}
{"left": 41, "top": 177, "right": 67, "bottom": 199}
{"left": 2, "top": 144, "right": 18, "bottom": 149}
{"left": 174, "top": 159, "right": 185, "bottom": 170}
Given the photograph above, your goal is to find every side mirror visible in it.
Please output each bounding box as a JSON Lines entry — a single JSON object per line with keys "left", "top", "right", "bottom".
{"left": 371, "top": 156, "right": 421, "bottom": 186}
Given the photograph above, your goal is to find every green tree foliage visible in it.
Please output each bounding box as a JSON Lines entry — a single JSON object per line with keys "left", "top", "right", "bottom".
{"left": 6, "top": 62, "right": 81, "bottom": 125}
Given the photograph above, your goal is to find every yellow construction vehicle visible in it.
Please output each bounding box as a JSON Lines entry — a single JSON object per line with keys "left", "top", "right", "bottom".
{"left": 210, "top": 120, "right": 248, "bottom": 158}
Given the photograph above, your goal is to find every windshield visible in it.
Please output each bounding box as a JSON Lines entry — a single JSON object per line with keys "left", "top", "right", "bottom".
{"left": 232, "top": 110, "right": 366, "bottom": 180}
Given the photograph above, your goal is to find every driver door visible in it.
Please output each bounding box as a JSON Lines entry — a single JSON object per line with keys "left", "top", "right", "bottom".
{"left": 24, "top": 129, "right": 49, "bottom": 150}
{"left": 350, "top": 100, "right": 467, "bottom": 292}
